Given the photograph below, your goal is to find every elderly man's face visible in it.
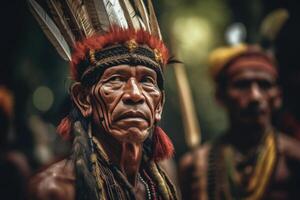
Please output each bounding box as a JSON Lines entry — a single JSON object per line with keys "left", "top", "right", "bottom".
{"left": 224, "top": 69, "right": 280, "bottom": 127}
{"left": 89, "top": 65, "right": 163, "bottom": 143}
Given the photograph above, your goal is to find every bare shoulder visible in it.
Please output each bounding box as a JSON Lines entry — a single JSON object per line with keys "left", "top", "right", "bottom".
{"left": 28, "top": 159, "right": 75, "bottom": 200}
{"left": 277, "top": 133, "right": 300, "bottom": 160}
{"left": 179, "top": 143, "right": 211, "bottom": 171}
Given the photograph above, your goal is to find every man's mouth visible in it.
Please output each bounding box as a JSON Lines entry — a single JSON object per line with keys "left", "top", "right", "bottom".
{"left": 114, "top": 111, "right": 148, "bottom": 122}
{"left": 241, "top": 107, "right": 266, "bottom": 118}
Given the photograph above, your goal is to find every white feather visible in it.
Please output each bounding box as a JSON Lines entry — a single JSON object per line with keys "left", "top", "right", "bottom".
{"left": 104, "top": 0, "right": 128, "bottom": 29}
{"left": 28, "top": 0, "right": 71, "bottom": 61}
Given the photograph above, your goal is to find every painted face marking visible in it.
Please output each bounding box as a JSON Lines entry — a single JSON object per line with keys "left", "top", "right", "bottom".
{"left": 89, "top": 65, "right": 163, "bottom": 143}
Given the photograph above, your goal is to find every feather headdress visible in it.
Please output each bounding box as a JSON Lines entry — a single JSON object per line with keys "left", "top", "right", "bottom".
{"left": 28, "top": 0, "right": 169, "bottom": 82}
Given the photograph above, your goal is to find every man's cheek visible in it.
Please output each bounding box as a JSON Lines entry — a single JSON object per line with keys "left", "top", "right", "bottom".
{"left": 145, "top": 95, "right": 160, "bottom": 113}
{"left": 100, "top": 89, "right": 120, "bottom": 107}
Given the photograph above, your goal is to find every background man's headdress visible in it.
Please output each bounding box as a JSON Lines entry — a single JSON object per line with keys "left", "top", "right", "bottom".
{"left": 209, "top": 44, "right": 278, "bottom": 82}
{"left": 209, "top": 9, "right": 289, "bottom": 84}
{"left": 28, "top": 0, "right": 169, "bottom": 87}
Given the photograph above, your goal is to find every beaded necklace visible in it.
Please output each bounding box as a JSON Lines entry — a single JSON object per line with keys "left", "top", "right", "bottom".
{"left": 138, "top": 173, "right": 152, "bottom": 200}
{"left": 91, "top": 135, "right": 161, "bottom": 200}
{"left": 208, "top": 129, "right": 278, "bottom": 200}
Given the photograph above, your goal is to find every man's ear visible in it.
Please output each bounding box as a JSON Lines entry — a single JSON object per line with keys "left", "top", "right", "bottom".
{"left": 71, "top": 82, "right": 92, "bottom": 117}
{"left": 155, "top": 91, "right": 165, "bottom": 122}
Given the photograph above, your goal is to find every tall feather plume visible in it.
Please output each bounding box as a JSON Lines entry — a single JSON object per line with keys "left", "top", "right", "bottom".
{"left": 134, "top": 0, "right": 150, "bottom": 32}
{"left": 58, "top": 0, "right": 84, "bottom": 40}
{"left": 57, "top": 0, "right": 93, "bottom": 40}
{"left": 260, "top": 9, "right": 289, "bottom": 47}
{"left": 138, "top": 17, "right": 146, "bottom": 30}
{"left": 65, "top": 0, "right": 95, "bottom": 37}
{"left": 147, "top": 0, "right": 162, "bottom": 40}
{"left": 119, "top": 0, "right": 141, "bottom": 30}
{"left": 47, "top": 0, "right": 76, "bottom": 47}
{"left": 83, "top": 0, "right": 111, "bottom": 33}
{"left": 103, "top": 0, "right": 128, "bottom": 29}
{"left": 28, "top": 0, "right": 71, "bottom": 61}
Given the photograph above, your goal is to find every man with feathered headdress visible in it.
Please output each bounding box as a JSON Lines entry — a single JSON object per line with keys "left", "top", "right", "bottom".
{"left": 27, "top": 0, "right": 177, "bottom": 199}
{"left": 179, "top": 44, "right": 300, "bottom": 200}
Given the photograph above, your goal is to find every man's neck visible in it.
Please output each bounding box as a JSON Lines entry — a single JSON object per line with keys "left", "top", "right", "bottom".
{"left": 227, "top": 122, "right": 272, "bottom": 154}
{"left": 94, "top": 128, "right": 143, "bottom": 186}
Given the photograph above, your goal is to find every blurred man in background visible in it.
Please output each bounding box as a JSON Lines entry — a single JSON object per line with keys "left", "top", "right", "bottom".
{"left": 0, "top": 86, "right": 31, "bottom": 200}
{"left": 179, "top": 44, "right": 300, "bottom": 200}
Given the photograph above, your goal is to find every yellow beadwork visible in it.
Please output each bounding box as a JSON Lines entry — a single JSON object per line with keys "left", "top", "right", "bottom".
{"left": 89, "top": 49, "right": 96, "bottom": 65}
{"left": 154, "top": 49, "right": 163, "bottom": 64}
{"left": 223, "top": 130, "right": 277, "bottom": 200}
{"left": 126, "top": 39, "right": 138, "bottom": 52}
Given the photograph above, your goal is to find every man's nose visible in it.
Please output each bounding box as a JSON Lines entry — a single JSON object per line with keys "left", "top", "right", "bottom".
{"left": 249, "top": 83, "right": 263, "bottom": 102}
{"left": 122, "top": 78, "right": 145, "bottom": 104}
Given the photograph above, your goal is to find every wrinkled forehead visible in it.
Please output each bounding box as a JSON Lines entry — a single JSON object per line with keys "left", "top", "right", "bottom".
{"left": 229, "top": 68, "right": 277, "bottom": 83}
{"left": 82, "top": 63, "right": 164, "bottom": 90}
{"left": 101, "top": 65, "right": 158, "bottom": 79}
{"left": 226, "top": 54, "right": 277, "bottom": 78}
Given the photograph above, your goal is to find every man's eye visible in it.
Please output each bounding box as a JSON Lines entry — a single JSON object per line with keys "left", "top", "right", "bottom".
{"left": 141, "top": 76, "right": 155, "bottom": 85}
{"left": 233, "top": 80, "right": 250, "bottom": 89}
{"left": 108, "top": 76, "right": 122, "bottom": 82}
{"left": 258, "top": 80, "right": 273, "bottom": 90}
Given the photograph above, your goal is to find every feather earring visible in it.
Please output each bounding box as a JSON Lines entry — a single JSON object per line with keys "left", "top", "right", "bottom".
{"left": 152, "top": 126, "right": 174, "bottom": 162}
{"left": 57, "top": 115, "right": 72, "bottom": 140}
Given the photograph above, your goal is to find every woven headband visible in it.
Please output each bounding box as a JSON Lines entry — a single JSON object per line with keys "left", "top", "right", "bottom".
{"left": 76, "top": 42, "right": 165, "bottom": 89}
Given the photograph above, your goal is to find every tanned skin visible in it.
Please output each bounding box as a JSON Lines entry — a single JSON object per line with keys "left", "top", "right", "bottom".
{"left": 28, "top": 65, "right": 164, "bottom": 200}
{"left": 179, "top": 68, "right": 300, "bottom": 200}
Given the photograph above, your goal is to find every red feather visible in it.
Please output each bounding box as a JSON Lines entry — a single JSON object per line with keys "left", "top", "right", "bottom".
{"left": 152, "top": 126, "right": 174, "bottom": 162}
{"left": 56, "top": 116, "right": 72, "bottom": 140}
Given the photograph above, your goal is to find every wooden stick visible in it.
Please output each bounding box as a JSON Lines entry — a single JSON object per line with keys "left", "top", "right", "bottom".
{"left": 173, "top": 62, "right": 201, "bottom": 149}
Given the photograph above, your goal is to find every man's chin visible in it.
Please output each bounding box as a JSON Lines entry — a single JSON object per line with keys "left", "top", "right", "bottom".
{"left": 110, "top": 127, "right": 150, "bottom": 144}
{"left": 239, "top": 117, "right": 267, "bottom": 128}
